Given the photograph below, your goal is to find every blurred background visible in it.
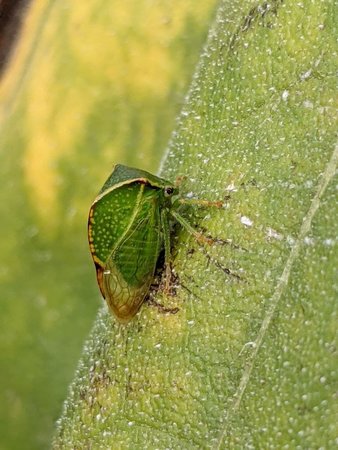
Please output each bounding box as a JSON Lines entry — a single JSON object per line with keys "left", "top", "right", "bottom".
{"left": 0, "top": 0, "right": 218, "bottom": 448}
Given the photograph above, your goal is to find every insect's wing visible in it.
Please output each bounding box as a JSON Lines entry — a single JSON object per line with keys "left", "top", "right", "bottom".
{"left": 104, "top": 189, "right": 162, "bottom": 322}
{"left": 89, "top": 183, "right": 140, "bottom": 269}
{"left": 89, "top": 184, "right": 162, "bottom": 322}
{"left": 102, "top": 256, "right": 151, "bottom": 323}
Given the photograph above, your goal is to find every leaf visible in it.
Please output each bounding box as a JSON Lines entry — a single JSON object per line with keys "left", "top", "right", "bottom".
{"left": 54, "top": 1, "right": 337, "bottom": 448}
{"left": 0, "top": 1, "right": 217, "bottom": 449}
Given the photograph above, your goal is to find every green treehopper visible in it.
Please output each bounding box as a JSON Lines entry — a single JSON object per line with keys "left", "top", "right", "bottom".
{"left": 88, "top": 164, "right": 223, "bottom": 323}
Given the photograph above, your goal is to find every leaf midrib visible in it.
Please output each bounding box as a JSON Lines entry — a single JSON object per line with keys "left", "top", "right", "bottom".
{"left": 214, "top": 141, "right": 338, "bottom": 449}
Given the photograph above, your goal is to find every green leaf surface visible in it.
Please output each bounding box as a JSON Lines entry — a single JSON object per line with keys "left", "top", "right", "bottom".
{"left": 0, "top": 1, "right": 217, "bottom": 449}
{"left": 54, "top": 1, "right": 337, "bottom": 448}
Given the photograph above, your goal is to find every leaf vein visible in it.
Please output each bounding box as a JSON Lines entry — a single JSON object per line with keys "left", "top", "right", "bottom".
{"left": 214, "top": 142, "right": 338, "bottom": 449}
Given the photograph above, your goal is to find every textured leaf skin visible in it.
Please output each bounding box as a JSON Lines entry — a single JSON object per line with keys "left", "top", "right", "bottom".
{"left": 54, "top": 1, "right": 337, "bottom": 449}
{"left": 89, "top": 165, "right": 175, "bottom": 322}
{"left": 0, "top": 1, "right": 218, "bottom": 448}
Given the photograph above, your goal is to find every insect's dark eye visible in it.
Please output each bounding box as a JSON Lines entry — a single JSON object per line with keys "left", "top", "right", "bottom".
{"left": 165, "top": 186, "right": 174, "bottom": 196}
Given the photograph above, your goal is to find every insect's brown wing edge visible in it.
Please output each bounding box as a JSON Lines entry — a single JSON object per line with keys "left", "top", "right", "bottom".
{"left": 94, "top": 262, "right": 106, "bottom": 299}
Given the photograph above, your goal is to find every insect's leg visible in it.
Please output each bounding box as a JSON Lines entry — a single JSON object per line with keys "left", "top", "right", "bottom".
{"left": 171, "top": 206, "right": 245, "bottom": 249}
{"left": 160, "top": 208, "right": 172, "bottom": 292}
{"left": 171, "top": 210, "right": 243, "bottom": 280}
{"left": 170, "top": 209, "right": 214, "bottom": 246}
{"left": 178, "top": 198, "right": 224, "bottom": 208}
{"left": 174, "top": 175, "right": 187, "bottom": 188}
{"left": 148, "top": 294, "right": 179, "bottom": 315}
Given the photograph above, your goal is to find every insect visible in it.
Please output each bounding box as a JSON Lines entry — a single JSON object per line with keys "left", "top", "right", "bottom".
{"left": 88, "top": 164, "right": 223, "bottom": 323}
